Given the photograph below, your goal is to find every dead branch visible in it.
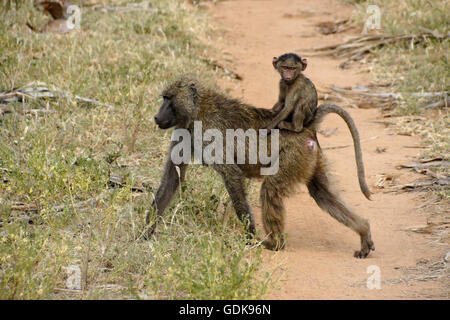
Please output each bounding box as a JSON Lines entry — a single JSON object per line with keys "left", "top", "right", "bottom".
{"left": 0, "top": 81, "right": 115, "bottom": 110}
{"left": 93, "top": 1, "right": 157, "bottom": 13}
{"left": 397, "top": 159, "right": 449, "bottom": 179}
{"left": 398, "top": 177, "right": 450, "bottom": 191}
{"left": 330, "top": 85, "right": 399, "bottom": 99}
{"left": 425, "top": 96, "right": 449, "bottom": 110}
{"left": 0, "top": 104, "right": 55, "bottom": 116}
{"left": 402, "top": 145, "right": 429, "bottom": 149}
{"left": 10, "top": 197, "right": 97, "bottom": 213}
{"left": 322, "top": 84, "right": 448, "bottom": 111}
{"left": 398, "top": 160, "right": 450, "bottom": 170}
{"left": 316, "top": 19, "right": 352, "bottom": 35}
{"left": 308, "top": 31, "right": 449, "bottom": 62}
{"left": 420, "top": 158, "right": 446, "bottom": 163}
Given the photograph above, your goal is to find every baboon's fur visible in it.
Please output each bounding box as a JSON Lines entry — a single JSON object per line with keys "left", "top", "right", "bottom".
{"left": 148, "top": 75, "right": 374, "bottom": 258}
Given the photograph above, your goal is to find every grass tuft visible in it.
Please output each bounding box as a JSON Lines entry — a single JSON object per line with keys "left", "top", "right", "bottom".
{"left": 0, "top": 0, "right": 272, "bottom": 299}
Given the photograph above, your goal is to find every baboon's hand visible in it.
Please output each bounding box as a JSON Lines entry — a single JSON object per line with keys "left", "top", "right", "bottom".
{"left": 265, "top": 121, "right": 278, "bottom": 130}
{"left": 271, "top": 102, "right": 284, "bottom": 114}
{"left": 277, "top": 121, "right": 289, "bottom": 130}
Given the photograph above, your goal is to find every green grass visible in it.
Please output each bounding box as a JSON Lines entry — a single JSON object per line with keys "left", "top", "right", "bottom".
{"left": 0, "top": 0, "right": 273, "bottom": 299}
{"left": 350, "top": 0, "right": 449, "bottom": 197}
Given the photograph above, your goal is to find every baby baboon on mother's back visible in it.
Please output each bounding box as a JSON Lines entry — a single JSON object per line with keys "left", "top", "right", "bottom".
{"left": 147, "top": 75, "right": 374, "bottom": 258}
{"left": 268, "top": 53, "right": 318, "bottom": 133}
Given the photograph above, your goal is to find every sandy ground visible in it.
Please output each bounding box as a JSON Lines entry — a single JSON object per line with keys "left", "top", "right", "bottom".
{"left": 204, "top": 0, "right": 448, "bottom": 299}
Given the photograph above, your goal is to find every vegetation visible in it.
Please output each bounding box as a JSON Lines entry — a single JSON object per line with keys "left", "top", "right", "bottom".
{"left": 0, "top": 0, "right": 272, "bottom": 299}
{"left": 351, "top": 0, "right": 449, "bottom": 198}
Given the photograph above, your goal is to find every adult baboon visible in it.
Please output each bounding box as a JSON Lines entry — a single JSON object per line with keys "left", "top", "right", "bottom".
{"left": 147, "top": 75, "right": 374, "bottom": 258}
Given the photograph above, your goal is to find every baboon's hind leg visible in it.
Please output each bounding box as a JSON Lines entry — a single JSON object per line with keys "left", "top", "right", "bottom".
{"left": 260, "top": 174, "right": 290, "bottom": 250}
{"left": 307, "top": 170, "right": 375, "bottom": 258}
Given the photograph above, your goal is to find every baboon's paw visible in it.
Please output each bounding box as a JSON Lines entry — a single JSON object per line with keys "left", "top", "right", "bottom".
{"left": 354, "top": 240, "right": 375, "bottom": 259}
{"left": 262, "top": 239, "right": 285, "bottom": 251}
{"left": 244, "top": 238, "right": 263, "bottom": 250}
{"left": 141, "top": 226, "right": 156, "bottom": 241}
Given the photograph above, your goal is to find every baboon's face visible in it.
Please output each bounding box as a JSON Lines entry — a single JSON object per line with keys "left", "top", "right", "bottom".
{"left": 154, "top": 95, "right": 177, "bottom": 129}
{"left": 277, "top": 58, "right": 302, "bottom": 82}
{"left": 273, "top": 54, "right": 307, "bottom": 83}
{"left": 154, "top": 78, "right": 198, "bottom": 129}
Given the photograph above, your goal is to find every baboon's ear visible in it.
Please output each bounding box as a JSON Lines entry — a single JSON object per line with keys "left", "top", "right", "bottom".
{"left": 301, "top": 58, "right": 307, "bottom": 71}
{"left": 272, "top": 56, "right": 279, "bottom": 69}
{"left": 189, "top": 82, "right": 198, "bottom": 104}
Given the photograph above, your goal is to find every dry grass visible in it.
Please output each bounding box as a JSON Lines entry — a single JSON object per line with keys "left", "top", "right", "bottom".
{"left": 0, "top": 0, "right": 273, "bottom": 299}
{"left": 349, "top": 0, "right": 449, "bottom": 199}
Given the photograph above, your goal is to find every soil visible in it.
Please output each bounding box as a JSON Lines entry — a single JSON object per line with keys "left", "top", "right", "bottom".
{"left": 205, "top": 0, "right": 448, "bottom": 299}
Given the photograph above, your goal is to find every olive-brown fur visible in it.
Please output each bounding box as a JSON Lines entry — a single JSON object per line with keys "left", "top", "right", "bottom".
{"left": 147, "top": 75, "right": 374, "bottom": 258}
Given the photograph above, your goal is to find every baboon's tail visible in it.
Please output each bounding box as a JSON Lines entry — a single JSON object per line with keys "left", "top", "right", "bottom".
{"left": 310, "top": 103, "right": 372, "bottom": 200}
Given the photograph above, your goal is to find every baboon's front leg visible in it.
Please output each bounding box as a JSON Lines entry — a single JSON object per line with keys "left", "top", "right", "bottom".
{"left": 144, "top": 155, "right": 188, "bottom": 239}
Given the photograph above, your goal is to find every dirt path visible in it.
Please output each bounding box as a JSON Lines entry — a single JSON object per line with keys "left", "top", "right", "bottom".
{"left": 206, "top": 0, "right": 447, "bottom": 299}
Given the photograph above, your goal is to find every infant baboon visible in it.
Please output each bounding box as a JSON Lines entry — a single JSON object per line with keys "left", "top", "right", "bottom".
{"left": 147, "top": 75, "right": 374, "bottom": 258}
{"left": 267, "top": 53, "right": 318, "bottom": 133}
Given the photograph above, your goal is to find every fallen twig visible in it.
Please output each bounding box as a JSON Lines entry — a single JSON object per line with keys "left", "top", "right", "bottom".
{"left": 425, "top": 96, "right": 449, "bottom": 110}
{"left": 322, "top": 85, "right": 449, "bottom": 111}
{"left": 330, "top": 85, "right": 399, "bottom": 99}
{"left": 316, "top": 19, "right": 352, "bottom": 35}
{"left": 397, "top": 159, "right": 449, "bottom": 179}
{"left": 308, "top": 31, "right": 449, "bottom": 62}
{"left": 0, "top": 81, "right": 115, "bottom": 110}
{"left": 0, "top": 104, "right": 55, "bottom": 116}
{"left": 397, "top": 177, "right": 450, "bottom": 191}
{"left": 403, "top": 145, "right": 429, "bottom": 149}
{"left": 417, "top": 26, "right": 445, "bottom": 39}
{"left": 398, "top": 160, "right": 450, "bottom": 170}
{"left": 10, "top": 197, "right": 97, "bottom": 213}
{"left": 371, "top": 120, "right": 395, "bottom": 126}
{"left": 93, "top": 1, "right": 157, "bottom": 13}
